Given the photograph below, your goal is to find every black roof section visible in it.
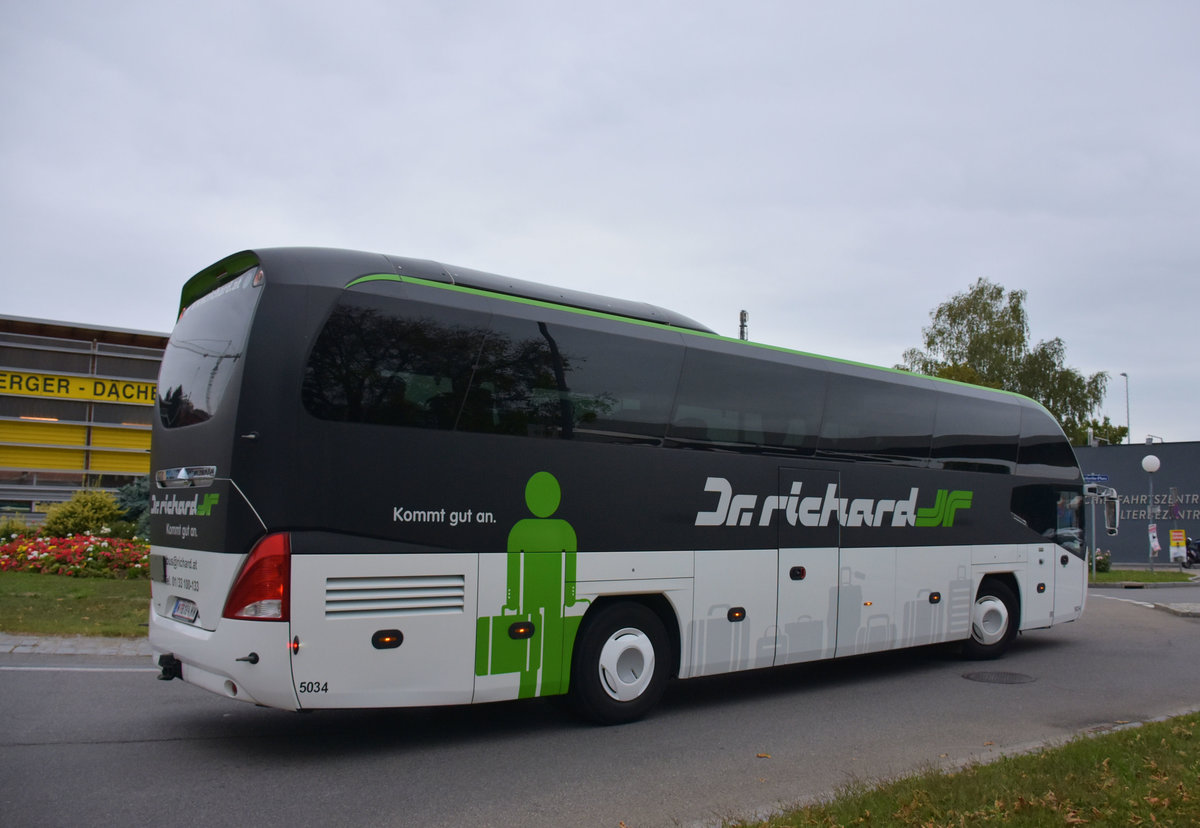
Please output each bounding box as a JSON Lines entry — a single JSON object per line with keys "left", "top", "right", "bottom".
{"left": 185, "top": 247, "right": 715, "bottom": 334}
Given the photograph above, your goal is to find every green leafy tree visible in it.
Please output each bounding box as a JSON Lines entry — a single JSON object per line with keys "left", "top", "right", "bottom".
{"left": 1068, "top": 416, "right": 1128, "bottom": 447}
{"left": 116, "top": 476, "right": 151, "bottom": 537}
{"left": 898, "top": 278, "right": 1111, "bottom": 445}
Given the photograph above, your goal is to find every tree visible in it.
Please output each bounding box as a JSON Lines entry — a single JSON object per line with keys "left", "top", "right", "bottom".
{"left": 116, "top": 476, "right": 151, "bottom": 537}
{"left": 1067, "top": 416, "right": 1128, "bottom": 448}
{"left": 898, "top": 278, "right": 1113, "bottom": 445}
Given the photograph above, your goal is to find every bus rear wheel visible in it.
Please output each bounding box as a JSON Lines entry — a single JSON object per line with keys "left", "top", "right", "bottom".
{"left": 962, "top": 579, "right": 1018, "bottom": 660}
{"left": 570, "top": 601, "right": 668, "bottom": 725}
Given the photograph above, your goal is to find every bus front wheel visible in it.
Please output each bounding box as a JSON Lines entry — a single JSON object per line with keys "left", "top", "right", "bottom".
{"left": 962, "top": 579, "right": 1018, "bottom": 660}
{"left": 570, "top": 601, "right": 668, "bottom": 725}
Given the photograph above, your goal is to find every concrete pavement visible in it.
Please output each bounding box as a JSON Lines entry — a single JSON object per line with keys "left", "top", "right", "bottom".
{"left": 1089, "top": 579, "right": 1200, "bottom": 617}
{"left": 0, "top": 632, "right": 152, "bottom": 656}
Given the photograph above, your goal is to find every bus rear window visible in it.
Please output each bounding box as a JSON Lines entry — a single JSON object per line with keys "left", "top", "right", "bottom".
{"left": 157, "top": 268, "right": 260, "bottom": 428}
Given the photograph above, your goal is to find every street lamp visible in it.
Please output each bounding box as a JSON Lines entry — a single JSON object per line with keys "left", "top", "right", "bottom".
{"left": 1120, "top": 372, "right": 1130, "bottom": 444}
{"left": 1143, "top": 453, "right": 1160, "bottom": 571}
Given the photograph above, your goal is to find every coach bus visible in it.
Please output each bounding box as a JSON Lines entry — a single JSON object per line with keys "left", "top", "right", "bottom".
{"left": 148, "top": 247, "right": 1117, "bottom": 724}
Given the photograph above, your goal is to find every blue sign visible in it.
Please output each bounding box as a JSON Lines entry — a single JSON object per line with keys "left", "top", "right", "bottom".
{"left": 1084, "top": 473, "right": 1109, "bottom": 483}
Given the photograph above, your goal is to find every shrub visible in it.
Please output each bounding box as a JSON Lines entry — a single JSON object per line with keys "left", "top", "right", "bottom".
{"left": 0, "top": 515, "right": 32, "bottom": 540}
{"left": 41, "top": 490, "right": 125, "bottom": 538}
{"left": 1091, "top": 548, "right": 1112, "bottom": 573}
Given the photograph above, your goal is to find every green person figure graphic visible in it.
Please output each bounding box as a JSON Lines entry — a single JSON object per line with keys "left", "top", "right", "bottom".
{"left": 476, "top": 471, "right": 583, "bottom": 699}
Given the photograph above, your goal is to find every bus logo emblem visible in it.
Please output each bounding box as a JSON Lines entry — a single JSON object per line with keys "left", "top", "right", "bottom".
{"left": 693, "top": 477, "right": 971, "bottom": 529}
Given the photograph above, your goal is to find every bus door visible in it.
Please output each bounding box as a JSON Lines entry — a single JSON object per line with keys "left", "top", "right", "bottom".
{"left": 1055, "top": 490, "right": 1088, "bottom": 621}
{"left": 289, "top": 546, "right": 479, "bottom": 708}
{"left": 775, "top": 468, "right": 840, "bottom": 666}
{"left": 1023, "top": 544, "right": 1056, "bottom": 628}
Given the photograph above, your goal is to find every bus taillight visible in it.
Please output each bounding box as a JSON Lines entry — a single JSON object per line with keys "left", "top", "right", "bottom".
{"left": 223, "top": 533, "right": 291, "bottom": 621}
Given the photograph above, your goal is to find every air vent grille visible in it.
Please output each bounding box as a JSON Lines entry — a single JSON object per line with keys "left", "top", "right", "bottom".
{"left": 325, "top": 574, "right": 466, "bottom": 618}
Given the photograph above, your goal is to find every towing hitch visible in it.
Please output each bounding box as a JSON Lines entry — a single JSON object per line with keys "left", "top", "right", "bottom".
{"left": 157, "top": 653, "right": 183, "bottom": 681}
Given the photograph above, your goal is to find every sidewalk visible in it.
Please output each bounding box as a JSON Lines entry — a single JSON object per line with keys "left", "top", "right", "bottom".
{"left": 0, "top": 632, "right": 153, "bottom": 656}
{"left": 1089, "top": 579, "right": 1200, "bottom": 618}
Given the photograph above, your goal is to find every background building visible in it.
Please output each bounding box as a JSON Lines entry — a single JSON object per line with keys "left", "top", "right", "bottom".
{"left": 1075, "top": 442, "right": 1199, "bottom": 565}
{"left": 0, "top": 314, "right": 166, "bottom": 519}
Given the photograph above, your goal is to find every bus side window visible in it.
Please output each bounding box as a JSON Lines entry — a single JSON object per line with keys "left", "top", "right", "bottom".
{"left": 817, "top": 374, "right": 934, "bottom": 464}
{"left": 670, "top": 346, "right": 823, "bottom": 454}
{"left": 931, "top": 394, "right": 1019, "bottom": 474}
{"left": 466, "top": 312, "right": 682, "bottom": 443}
{"left": 1012, "top": 484, "right": 1084, "bottom": 556}
{"left": 302, "top": 296, "right": 489, "bottom": 429}
{"left": 1015, "top": 407, "right": 1077, "bottom": 478}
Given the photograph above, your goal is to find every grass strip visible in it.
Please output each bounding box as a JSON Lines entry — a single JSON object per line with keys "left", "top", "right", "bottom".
{"left": 744, "top": 712, "right": 1200, "bottom": 826}
{"left": 0, "top": 571, "right": 149, "bottom": 637}
{"left": 1090, "top": 568, "right": 1195, "bottom": 584}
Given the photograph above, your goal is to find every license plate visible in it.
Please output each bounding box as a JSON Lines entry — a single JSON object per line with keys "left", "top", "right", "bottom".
{"left": 171, "top": 598, "right": 199, "bottom": 623}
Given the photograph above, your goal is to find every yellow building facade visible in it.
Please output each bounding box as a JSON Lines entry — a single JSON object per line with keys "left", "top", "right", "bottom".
{"left": 0, "top": 315, "right": 166, "bottom": 517}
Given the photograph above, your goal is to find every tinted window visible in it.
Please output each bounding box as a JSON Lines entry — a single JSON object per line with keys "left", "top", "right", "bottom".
{"left": 0, "top": 397, "right": 88, "bottom": 422}
{"left": 158, "top": 268, "right": 260, "bottom": 428}
{"left": 668, "top": 348, "right": 824, "bottom": 453}
{"left": 817, "top": 374, "right": 934, "bottom": 464}
{"left": 1011, "top": 484, "right": 1085, "bottom": 558}
{"left": 96, "top": 355, "right": 161, "bottom": 381}
{"left": 471, "top": 315, "right": 681, "bottom": 442}
{"left": 302, "top": 295, "right": 489, "bottom": 429}
{"left": 92, "top": 403, "right": 153, "bottom": 426}
{"left": 1015, "top": 407, "right": 1079, "bottom": 479}
{"left": 303, "top": 294, "right": 683, "bottom": 443}
{"left": 932, "top": 394, "right": 1019, "bottom": 474}
{"left": 0, "top": 346, "right": 91, "bottom": 373}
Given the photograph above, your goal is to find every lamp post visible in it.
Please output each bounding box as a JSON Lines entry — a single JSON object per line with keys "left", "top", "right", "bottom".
{"left": 1120, "top": 372, "right": 1130, "bottom": 444}
{"left": 1143, "top": 453, "right": 1160, "bottom": 571}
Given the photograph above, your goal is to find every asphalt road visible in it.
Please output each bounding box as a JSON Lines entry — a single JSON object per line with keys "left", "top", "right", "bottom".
{"left": 3, "top": 592, "right": 1199, "bottom": 828}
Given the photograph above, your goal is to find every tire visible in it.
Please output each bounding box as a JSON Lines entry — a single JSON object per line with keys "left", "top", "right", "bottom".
{"left": 570, "top": 601, "right": 669, "bottom": 725}
{"left": 961, "top": 579, "right": 1019, "bottom": 660}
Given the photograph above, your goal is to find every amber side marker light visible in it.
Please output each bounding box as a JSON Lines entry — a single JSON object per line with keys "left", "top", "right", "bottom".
{"left": 727, "top": 607, "right": 746, "bottom": 622}
{"left": 372, "top": 630, "right": 403, "bottom": 650}
{"left": 508, "top": 622, "right": 535, "bottom": 640}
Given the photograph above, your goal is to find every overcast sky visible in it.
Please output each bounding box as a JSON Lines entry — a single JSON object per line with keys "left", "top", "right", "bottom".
{"left": 3, "top": 1, "right": 1197, "bottom": 442}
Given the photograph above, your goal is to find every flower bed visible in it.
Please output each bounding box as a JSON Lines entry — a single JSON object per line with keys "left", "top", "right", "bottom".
{"left": 0, "top": 534, "right": 150, "bottom": 578}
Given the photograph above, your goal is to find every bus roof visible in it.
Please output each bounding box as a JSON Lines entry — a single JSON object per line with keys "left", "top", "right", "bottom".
{"left": 183, "top": 247, "right": 716, "bottom": 334}
{"left": 181, "top": 246, "right": 1062, "bottom": 425}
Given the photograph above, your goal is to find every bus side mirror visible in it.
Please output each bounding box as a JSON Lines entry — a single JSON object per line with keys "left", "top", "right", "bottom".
{"left": 1104, "top": 496, "right": 1119, "bottom": 536}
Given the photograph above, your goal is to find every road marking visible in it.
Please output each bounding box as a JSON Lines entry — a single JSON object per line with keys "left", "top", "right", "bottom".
{"left": 1091, "top": 593, "right": 1155, "bottom": 609}
{"left": 0, "top": 666, "right": 159, "bottom": 673}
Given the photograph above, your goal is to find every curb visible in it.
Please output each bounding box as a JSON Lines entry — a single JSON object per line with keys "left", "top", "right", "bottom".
{"left": 0, "top": 633, "right": 152, "bottom": 657}
{"left": 1088, "top": 581, "right": 1200, "bottom": 590}
{"left": 1155, "top": 603, "right": 1200, "bottom": 618}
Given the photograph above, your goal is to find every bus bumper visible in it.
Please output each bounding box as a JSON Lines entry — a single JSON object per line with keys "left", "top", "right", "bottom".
{"left": 149, "top": 609, "right": 299, "bottom": 710}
